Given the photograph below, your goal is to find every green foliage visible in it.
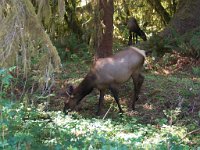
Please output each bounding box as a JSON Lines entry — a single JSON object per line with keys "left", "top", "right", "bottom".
{"left": 192, "top": 67, "right": 200, "bottom": 76}
{"left": 113, "top": 0, "right": 173, "bottom": 43}
{"left": 163, "top": 108, "right": 181, "bottom": 125}
{"left": 0, "top": 105, "right": 195, "bottom": 149}
{"left": 1, "top": 60, "right": 200, "bottom": 149}
{"left": 145, "top": 28, "right": 200, "bottom": 61}
{"left": 54, "top": 33, "right": 91, "bottom": 62}
{"left": 171, "top": 28, "right": 200, "bottom": 58}
{"left": 145, "top": 34, "right": 172, "bottom": 57}
{"left": 37, "top": 0, "right": 178, "bottom": 57}
{"left": 0, "top": 67, "right": 16, "bottom": 97}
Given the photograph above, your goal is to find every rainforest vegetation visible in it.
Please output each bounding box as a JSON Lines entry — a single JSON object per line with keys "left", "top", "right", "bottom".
{"left": 0, "top": 0, "right": 200, "bottom": 149}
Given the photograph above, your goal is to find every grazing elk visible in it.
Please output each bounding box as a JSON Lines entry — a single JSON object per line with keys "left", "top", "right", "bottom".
{"left": 64, "top": 46, "right": 146, "bottom": 115}
{"left": 127, "top": 17, "right": 147, "bottom": 45}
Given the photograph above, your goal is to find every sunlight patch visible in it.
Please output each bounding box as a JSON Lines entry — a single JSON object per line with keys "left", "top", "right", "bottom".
{"left": 143, "top": 103, "right": 153, "bottom": 110}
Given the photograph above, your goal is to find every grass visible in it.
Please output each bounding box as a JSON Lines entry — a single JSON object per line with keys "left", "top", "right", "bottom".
{"left": 0, "top": 55, "right": 200, "bottom": 149}
{"left": 0, "top": 104, "right": 196, "bottom": 149}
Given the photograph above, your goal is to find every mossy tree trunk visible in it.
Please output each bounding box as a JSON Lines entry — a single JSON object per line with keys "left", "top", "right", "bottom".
{"left": 161, "top": 0, "right": 200, "bottom": 37}
{"left": 146, "top": 0, "right": 171, "bottom": 25}
{"left": 0, "top": 0, "right": 61, "bottom": 76}
{"left": 64, "top": 0, "right": 83, "bottom": 41}
{"left": 95, "top": 0, "right": 114, "bottom": 59}
{"left": 147, "top": 0, "right": 200, "bottom": 58}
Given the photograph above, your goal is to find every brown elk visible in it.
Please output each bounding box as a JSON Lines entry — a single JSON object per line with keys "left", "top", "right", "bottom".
{"left": 64, "top": 46, "right": 146, "bottom": 115}
{"left": 127, "top": 17, "right": 147, "bottom": 45}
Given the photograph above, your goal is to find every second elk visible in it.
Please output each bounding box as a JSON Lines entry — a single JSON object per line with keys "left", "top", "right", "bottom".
{"left": 127, "top": 17, "right": 147, "bottom": 45}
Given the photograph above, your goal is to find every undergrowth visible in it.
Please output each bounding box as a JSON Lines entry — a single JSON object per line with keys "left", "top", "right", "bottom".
{"left": 0, "top": 54, "right": 200, "bottom": 149}
{"left": 0, "top": 104, "right": 196, "bottom": 149}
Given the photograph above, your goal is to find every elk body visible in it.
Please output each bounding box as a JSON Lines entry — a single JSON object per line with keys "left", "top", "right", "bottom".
{"left": 64, "top": 46, "right": 146, "bottom": 115}
{"left": 127, "top": 17, "right": 147, "bottom": 45}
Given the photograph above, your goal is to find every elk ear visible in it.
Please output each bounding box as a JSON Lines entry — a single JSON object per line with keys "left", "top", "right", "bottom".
{"left": 67, "top": 85, "right": 74, "bottom": 95}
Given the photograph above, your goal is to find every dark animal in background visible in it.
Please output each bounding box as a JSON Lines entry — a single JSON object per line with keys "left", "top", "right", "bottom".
{"left": 127, "top": 17, "right": 147, "bottom": 45}
{"left": 64, "top": 46, "right": 146, "bottom": 115}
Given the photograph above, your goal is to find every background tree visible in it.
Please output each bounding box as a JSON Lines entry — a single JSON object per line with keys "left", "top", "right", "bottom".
{"left": 95, "top": 0, "right": 114, "bottom": 58}
{"left": 1, "top": 0, "right": 199, "bottom": 84}
{"left": 161, "top": 0, "right": 200, "bottom": 36}
{"left": 146, "top": 0, "right": 171, "bottom": 25}
{"left": 0, "top": 0, "right": 61, "bottom": 78}
{"left": 157, "top": 0, "right": 200, "bottom": 58}
{"left": 1, "top": 1, "right": 199, "bottom": 148}
{"left": 64, "top": 0, "right": 83, "bottom": 41}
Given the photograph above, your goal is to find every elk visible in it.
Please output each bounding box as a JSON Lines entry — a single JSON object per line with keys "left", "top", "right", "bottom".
{"left": 127, "top": 17, "right": 147, "bottom": 45}
{"left": 64, "top": 46, "right": 146, "bottom": 115}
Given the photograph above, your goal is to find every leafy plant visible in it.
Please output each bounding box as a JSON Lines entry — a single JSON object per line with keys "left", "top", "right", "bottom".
{"left": 163, "top": 108, "right": 181, "bottom": 125}
{"left": 0, "top": 67, "right": 15, "bottom": 89}
{"left": 1, "top": 59, "right": 200, "bottom": 149}
{"left": 192, "top": 67, "right": 200, "bottom": 76}
{"left": 174, "top": 28, "right": 200, "bottom": 58}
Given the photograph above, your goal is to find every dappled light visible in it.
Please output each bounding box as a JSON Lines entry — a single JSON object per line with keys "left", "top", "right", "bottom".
{"left": 145, "top": 51, "right": 200, "bottom": 76}
{"left": 142, "top": 103, "right": 154, "bottom": 110}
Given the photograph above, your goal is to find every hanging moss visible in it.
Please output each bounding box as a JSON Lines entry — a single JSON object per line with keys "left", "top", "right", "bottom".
{"left": 0, "top": 0, "right": 61, "bottom": 84}
{"left": 37, "top": 0, "right": 52, "bottom": 26}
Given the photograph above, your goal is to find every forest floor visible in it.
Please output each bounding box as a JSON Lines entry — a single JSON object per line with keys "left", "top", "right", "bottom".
{"left": 50, "top": 51, "right": 200, "bottom": 140}
{"left": 52, "top": 51, "right": 200, "bottom": 119}
{"left": 2, "top": 50, "right": 200, "bottom": 149}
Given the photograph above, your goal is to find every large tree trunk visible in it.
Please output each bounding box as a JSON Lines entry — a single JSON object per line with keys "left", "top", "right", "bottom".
{"left": 0, "top": 0, "right": 61, "bottom": 75}
{"left": 95, "top": 0, "right": 114, "bottom": 58}
{"left": 148, "top": 0, "right": 200, "bottom": 58}
{"left": 146, "top": 0, "right": 171, "bottom": 25}
{"left": 161, "top": 0, "right": 200, "bottom": 37}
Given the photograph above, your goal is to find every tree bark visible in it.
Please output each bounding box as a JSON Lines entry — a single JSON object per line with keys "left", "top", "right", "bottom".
{"left": 95, "top": 0, "right": 114, "bottom": 58}
{"left": 161, "top": 0, "right": 200, "bottom": 37}
{"left": 123, "top": 0, "right": 130, "bottom": 19}
{"left": 64, "top": 0, "right": 83, "bottom": 41}
{"left": 148, "top": 0, "right": 200, "bottom": 58}
{"left": 146, "top": 0, "right": 171, "bottom": 25}
{"left": 0, "top": 0, "right": 61, "bottom": 72}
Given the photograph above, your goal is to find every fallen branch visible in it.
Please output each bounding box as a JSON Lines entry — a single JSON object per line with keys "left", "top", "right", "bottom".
{"left": 178, "top": 128, "right": 200, "bottom": 144}
{"left": 103, "top": 102, "right": 114, "bottom": 120}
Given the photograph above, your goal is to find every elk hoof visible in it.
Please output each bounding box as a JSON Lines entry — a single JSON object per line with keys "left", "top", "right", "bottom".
{"left": 63, "top": 110, "right": 68, "bottom": 115}
{"left": 119, "top": 109, "right": 124, "bottom": 114}
{"left": 136, "top": 96, "right": 139, "bottom": 101}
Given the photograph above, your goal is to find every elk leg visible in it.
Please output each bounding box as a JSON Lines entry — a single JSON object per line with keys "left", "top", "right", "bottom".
{"left": 97, "top": 90, "right": 105, "bottom": 115}
{"left": 128, "top": 31, "right": 133, "bottom": 45}
{"left": 109, "top": 87, "right": 123, "bottom": 113}
{"left": 132, "top": 33, "right": 135, "bottom": 44}
{"left": 132, "top": 74, "right": 144, "bottom": 110}
{"left": 63, "top": 103, "right": 67, "bottom": 115}
{"left": 135, "top": 34, "right": 138, "bottom": 44}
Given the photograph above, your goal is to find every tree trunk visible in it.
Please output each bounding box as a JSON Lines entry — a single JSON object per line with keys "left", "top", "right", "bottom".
{"left": 146, "top": 0, "right": 171, "bottom": 25}
{"left": 95, "top": 0, "right": 114, "bottom": 58}
{"left": 64, "top": 0, "right": 83, "bottom": 41}
{"left": 0, "top": 0, "right": 61, "bottom": 74}
{"left": 123, "top": 0, "right": 130, "bottom": 19}
{"left": 151, "top": 0, "right": 200, "bottom": 58}
{"left": 161, "top": 0, "right": 200, "bottom": 37}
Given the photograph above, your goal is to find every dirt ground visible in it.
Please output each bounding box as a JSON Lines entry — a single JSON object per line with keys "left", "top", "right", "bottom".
{"left": 49, "top": 53, "right": 200, "bottom": 128}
